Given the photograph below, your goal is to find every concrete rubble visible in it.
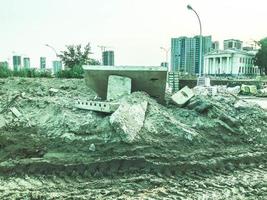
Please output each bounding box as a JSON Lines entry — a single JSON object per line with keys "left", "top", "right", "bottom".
{"left": 194, "top": 85, "right": 241, "bottom": 96}
{"left": 110, "top": 100, "right": 148, "bottom": 143}
{"left": 9, "top": 107, "right": 22, "bottom": 118}
{"left": 171, "top": 86, "right": 194, "bottom": 107}
{"left": 241, "top": 84, "right": 258, "bottom": 95}
{"left": 0, "top": 77, "right": 266, "bottom": 199}
{"left": 0, "top": 114, "right": 5, "bottom": 129}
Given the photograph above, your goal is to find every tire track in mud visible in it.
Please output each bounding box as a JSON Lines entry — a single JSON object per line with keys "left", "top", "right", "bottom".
{"left": 0, "top": 148, "right": 266, "bottom": 199}
{"left": 0, "top": 150, "right": 266, "bottom": 177}
{"left": 0, "top": 166, "right": 266, "bottom": 199}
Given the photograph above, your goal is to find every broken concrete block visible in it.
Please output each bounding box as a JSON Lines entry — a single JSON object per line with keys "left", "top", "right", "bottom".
{"left": 249, "top": 85, "right": 257, "bottom": 95}
{"left": 9, "top": 107, "right": 22, "bottom": 118}
{"left": 171, "top": 86, "right": 195, "bottom": 107}
{"left": 49, "top": 88, "right": 59, "bottom": 96}
{"left": 0, "top": 114, "right": 5, "bottom": 129}
{"left": 107, "top": 75, "right": 132, "bottom": 101}
{"left": 89, "top": 144, "right": 96, "bottom": 152}
{"left": 75, "top": 100, "right": 119, "bottom": 113}
{"left": 241, "top": 85, "right": 257, "bottom": 95}
{"left": 110, "top": 101, "right": 148, "bottom": 143}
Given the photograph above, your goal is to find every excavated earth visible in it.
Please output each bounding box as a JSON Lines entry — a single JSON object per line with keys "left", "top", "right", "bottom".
{"left": 0, "top": 77, "right": 266, "bottom": 199}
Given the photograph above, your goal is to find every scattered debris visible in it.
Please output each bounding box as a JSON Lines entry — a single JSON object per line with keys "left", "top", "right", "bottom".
{"left": 0, "top": 94, "right": 20, "bottom": 114}
{"left": 258, "top": 87, "right": 267, "bottom": 97}
{"left": 226, "top": 86, "right": 241, "bottom": 95}
{"left": 194, "top": 85, "right": 241, "bottom": 96}
{"left": 0, "top": 77, "right": 266, "bottom": 199}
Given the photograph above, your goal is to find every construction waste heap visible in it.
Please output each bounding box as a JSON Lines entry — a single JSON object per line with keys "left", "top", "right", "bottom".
{"left": 0, "top": 71, "right": 266, "bottom": 199}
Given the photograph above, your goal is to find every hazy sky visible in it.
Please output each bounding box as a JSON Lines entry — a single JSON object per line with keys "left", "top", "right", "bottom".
{"left": 0, "top": 0, "right": 266, "bottom": 68}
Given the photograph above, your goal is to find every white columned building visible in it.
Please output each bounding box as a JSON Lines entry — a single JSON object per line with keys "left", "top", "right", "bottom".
{"left": 204, "top": 49, "right": 259, "bottom": 75}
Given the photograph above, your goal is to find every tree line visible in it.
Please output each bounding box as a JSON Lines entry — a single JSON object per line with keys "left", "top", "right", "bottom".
{"left": 254, "top": 37, "right": 267, "bottom": 75}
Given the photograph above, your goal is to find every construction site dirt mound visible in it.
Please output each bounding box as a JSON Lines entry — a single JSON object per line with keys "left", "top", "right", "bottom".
{"left": 0, "top": 77, "right": 266, "bottom": 199}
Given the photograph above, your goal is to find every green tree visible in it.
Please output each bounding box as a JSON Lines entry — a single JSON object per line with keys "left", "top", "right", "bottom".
{"left": 0, "top": 64, "right": 12, "bottom": 78}
{"left": 58, "top": 43, "right": 100, "bottom": 69}
{"left": 254, "top": 37, "right": 267, "bottom": 75}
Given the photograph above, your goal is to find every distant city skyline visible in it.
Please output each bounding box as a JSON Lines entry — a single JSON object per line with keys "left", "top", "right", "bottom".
{"left": 0, "top": 0, "right": 266, "bottom": 68}
{"left": 171, "top": 35, "right": 212, "bottom": 74}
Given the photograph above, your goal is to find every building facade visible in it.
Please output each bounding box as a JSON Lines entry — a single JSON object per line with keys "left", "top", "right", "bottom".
{"left": 52, "top": 60, "right": 62, "bottom": 74}
{"left": 224, "top": 39, "right": 243, "bottom": 50}
{"left": 103, "top": 51, "right": 114, "bottom": 66}
{"left": 171, "top": 35, "right": 212, "bottom": 74}
{"left": 212, "top": 41, "right": 219, "bottom": 51}
{"left": 204, "top": 49, "right": 258, "bottom": 75}
{"left": 40, "top": 57, "right": 46, "bottom": 69}
{"left": 13, "top": 55, "right": 21, "bottom": 71}
{"left": 23, "top": 57, "right": 30, "bottom": 68}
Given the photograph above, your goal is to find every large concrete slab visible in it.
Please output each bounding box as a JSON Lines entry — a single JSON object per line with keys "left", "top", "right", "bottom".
{"left": 83, "top": 65, "right": 167, "bottom": 103}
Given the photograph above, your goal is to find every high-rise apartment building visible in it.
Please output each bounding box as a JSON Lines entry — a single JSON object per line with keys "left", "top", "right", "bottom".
{"left": 224, "top": 39, "right": 243, "bottom": 50}
{"left": 102, "top": 51, "right": 114, "bottom": 66}
{"left": 40, "top": 57, "right": 46, "bottom": 69}
{"left": 13, "top": 55, "right": 21, "bottom": 71}
{"left": 171, "top": 35, "right": 212, "bottom": 74}
{"left": 52, "top": 60, "right": 62, "bottom": 74}
{"left": 23, "top": 57, "right": 30, "bottom": 68}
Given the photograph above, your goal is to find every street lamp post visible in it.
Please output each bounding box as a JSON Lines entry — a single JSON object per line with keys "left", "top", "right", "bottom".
{"left": 45, "top": 44, "right": 62, "bottom": 73}
{"left": 187, "top": 4, "right": 202, "bottom": 78}
{"left": 45, "top": 44, "right": 59, "bottom": 57}
{"left": 160, "top": 47, "right": 170, "bottom": 71}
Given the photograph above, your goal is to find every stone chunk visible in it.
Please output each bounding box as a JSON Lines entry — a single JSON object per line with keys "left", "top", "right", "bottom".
{"left": 241, "top": 85, "right": 257, "bottom": 95}
{"left": 0, "top": 114, "right": 5, "bottom": 129}
{"left": 110, "top": 101, "right": 148, "bottom": 143}
{"left": 107, "top": 75, "right": 132, "bottom": 101}
{"left": 89, "top": 144, "right": 96, "bottom": 152}
{"left": 10, "top": 107, "right": 22, "bottom": 118}
{"left": 49, "top": 88, "right": 59, "bottom": 95}
{"left": 171, "top": 86, "right": 195, "bottom": 107}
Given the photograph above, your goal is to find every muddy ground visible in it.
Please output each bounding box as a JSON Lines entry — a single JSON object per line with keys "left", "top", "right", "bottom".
{"left": 0, "top": 77, "right": 266, "bottom": 199}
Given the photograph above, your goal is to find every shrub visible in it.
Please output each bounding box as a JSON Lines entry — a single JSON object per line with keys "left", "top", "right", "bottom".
{"left": 0, "top": 66, "right": 12, "bottom": 78}
{"left": 56, "top": 65, "right": 84, "bottom": 79}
